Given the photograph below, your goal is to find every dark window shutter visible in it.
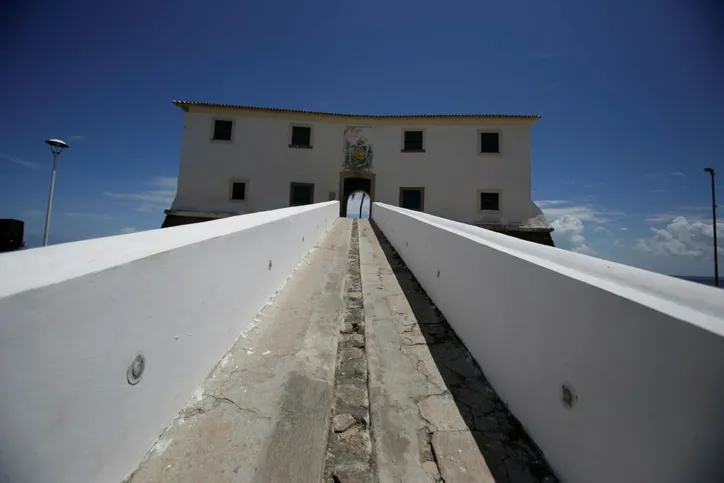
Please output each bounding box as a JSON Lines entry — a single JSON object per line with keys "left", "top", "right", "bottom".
{"left": 480, "top": 133, "right": 499, "bottom": 153}
{"left": 213, "top": 120, "right": 233, "bottom": 141}
{"left": 291, "top": 126, "right": 312, "bottom": 147}
{"left": 231, "top": 182, "right": 246, "bottom": 200}
{"left": 403, "top": 131, "right": 424, "bottom": 151}
{"left": 480, "top": 192, "right": 499, "bottom": 211}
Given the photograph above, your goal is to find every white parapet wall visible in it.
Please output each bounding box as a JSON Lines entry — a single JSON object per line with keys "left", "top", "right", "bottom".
{"left": 0, "top": 202, "right": 339, "bottom": 483}
{"left": 371, "top": 202, "right": 724, "bottom": 483}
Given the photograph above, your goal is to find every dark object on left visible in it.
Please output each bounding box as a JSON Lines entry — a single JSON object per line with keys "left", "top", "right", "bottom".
{"left": 0, "top": 219, "right": 25, "bottom": 252}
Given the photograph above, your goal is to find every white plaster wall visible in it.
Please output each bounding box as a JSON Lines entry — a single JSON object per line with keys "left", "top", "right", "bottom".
{"left": 372, "top": 202, "right": 724, "bottom": 483}
{"left": 0, "top": 202, "right": 339, "bottom": 483}
{"left": 172, "top": 110, "right": 542, "bottom": 225}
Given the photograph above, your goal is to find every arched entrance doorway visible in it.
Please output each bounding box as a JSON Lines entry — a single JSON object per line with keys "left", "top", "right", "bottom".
{"left": 339, "top": 172, "right": 375, "bottom": 218}
{"left": 346, "top": 190, "right": 370, "bottom": 219}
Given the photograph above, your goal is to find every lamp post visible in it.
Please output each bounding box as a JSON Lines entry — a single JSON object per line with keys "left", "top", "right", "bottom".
{"left": 704, "top": 168, "right": 719, "bottom": 287}
{"left": 359, "top": 192, "right": 366, "bottom": 219}
{"left": 43, "top": 139, "right": 69, "bottom": 247}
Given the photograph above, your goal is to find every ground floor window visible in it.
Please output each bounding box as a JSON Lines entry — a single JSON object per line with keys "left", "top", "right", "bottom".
{"left": 399, "top": 187, "right": 425, "bottom": 211}
{"left": 290, "top": 182, "right": 315, "bottom": 206}
{"left": 479, "top": 191, "right": 500, "bottom": 211}
{"left": 230, "top": 181, "right": 246, "bottom": 201}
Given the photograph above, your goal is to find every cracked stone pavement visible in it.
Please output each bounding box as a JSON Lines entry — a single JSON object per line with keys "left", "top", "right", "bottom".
{"left": 360, "top": 220, "right": 556, "bottom": 483}
{"left": 126, "top": 219, "right": 352, "bottom": 483}
{"left": 125, "top": 218, "right": 556, "bottom": 483}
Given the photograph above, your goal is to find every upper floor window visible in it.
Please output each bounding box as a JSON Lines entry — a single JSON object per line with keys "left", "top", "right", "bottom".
{"left": 479, "top": 132, "right": 500, "bottom": 153}
{"left": 479, "top": 191, "right": 500, "bottom": 211}
{"left": 402, "top": 130, "right": 424, "bottom": 152}
{"left": 212, "top": 119, "right": 234, "bottom": 141}
{"left": 290, "top": 125, "right": 312, "bottom": 148}
{"left": 230, "top": 181, "right": 246, "bottom": 201}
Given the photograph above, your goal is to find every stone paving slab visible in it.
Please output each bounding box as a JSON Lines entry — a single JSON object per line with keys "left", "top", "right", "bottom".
{"left": 125, "top": 219, "right": 352, "bottom": 483}
{"left": 432, "top": 431, "right": 495, "bottom": 482}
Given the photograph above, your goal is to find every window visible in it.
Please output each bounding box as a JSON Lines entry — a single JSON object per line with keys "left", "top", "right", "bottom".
{"left": 479, "top": 191, "right": 500, "bottom": 211}
{"left": 230, "top": 182, "right": 246, "bottom": 201}
{"left": 403, "top": 130, "right": 424, "bottom": 151}
{"left": 212, "top": 120, "right": 233, "bottom": 141}
{"left": 479, "top": 132, "right": 500, "bottom": 153}
{"left": 290, "top": 182, "right": 314, "bottom": 206}
{"left": 399, "top": 187, "right": 424, "bottom": 211}
{"left": 290, "top": 125, "right": 312, "bottom": 148}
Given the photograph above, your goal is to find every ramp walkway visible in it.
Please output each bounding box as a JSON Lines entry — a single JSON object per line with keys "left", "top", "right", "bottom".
{"left": 126, "top": 218, "right": 555, "bottom": 483}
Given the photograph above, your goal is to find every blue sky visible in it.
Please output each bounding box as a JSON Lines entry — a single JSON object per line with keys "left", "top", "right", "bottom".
{"left": 1, "top": 0, "right": 722, "bottom": 275}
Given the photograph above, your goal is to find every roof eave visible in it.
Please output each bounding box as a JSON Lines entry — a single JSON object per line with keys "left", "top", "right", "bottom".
{"left": 172, "top": 100, "right": 540, "bottom": 121}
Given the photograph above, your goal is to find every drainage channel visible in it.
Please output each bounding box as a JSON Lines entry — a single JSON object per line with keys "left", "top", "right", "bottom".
{"left": 323, "top": 220, "right": 374, "bottom": 483}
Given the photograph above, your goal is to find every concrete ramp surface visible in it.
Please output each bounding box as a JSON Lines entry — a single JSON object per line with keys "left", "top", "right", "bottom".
{"left": 126, "top": 218, "right": 555, "bottom": 483}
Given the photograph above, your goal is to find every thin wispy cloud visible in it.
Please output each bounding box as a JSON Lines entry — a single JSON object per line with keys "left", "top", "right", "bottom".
{"left": 62, "top": 212, "right": 117, "bottom": 220}
{"left": 645, "top": 213, "right": 681, "bottom": 223}
{"left": 118, "top": 227, "right": 138, "bottom": 234}
{"left": 670, "top": 172, "right": 685, "bottom": 177}
{"left": 0, "top": 153, "right": 38, "bottom": 168}
{"left": 651, "top": 189, "right": 667, "bottom": 193}
{"left": 69, "top": 135, "right": 85, "bottom": 141}
{"left": 536, "top": 52, "right": 554, "bottom": 60}
{"left": 22, "top": 209, "right": 44, "bottom": 215}
{"left": 644, "top": 206, "right": 709, "bottom": 224}
{"left": 536, "top": 200, "right": 569, "bottom": 207}
{"left": 594, "top": 226, "right": 611, "bottom": 235}
{"left": 536, "top": 200, "right": 622, "bottom": 224}
{"left": 104, "top": 176, "right": 177, "bottom": 212}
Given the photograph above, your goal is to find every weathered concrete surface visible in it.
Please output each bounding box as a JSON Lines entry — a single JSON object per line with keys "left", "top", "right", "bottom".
{"left": 359, "top": 220, "right": 444, "bottom": 483}
{"left": 360, "top": 219, "right": 558, "bottom": 483}
{"left": 432, "top": 431, "right": 495, "bottom": 482}
{"left": 126, "top": 219, "right": 352, "bottom": 483}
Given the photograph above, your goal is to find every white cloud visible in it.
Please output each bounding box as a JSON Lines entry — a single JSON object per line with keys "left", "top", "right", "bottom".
{"left": 104, "top": 176, "right": 177, "bottom": 211}
{"left": 550, "top": 214, "right": 597, "bottom": 255}
{"left": 670, "top": 172, "right": 685, "bottom": 177}
{"left": 536, "top": 200, "right": 621, "bottom": 224}
{"left": 636, "top": 216, "right": 723, "bottom": 259}
{"left": 620, "top": 227, "right": 628, "bottom": 231}
{"left": 572, "top": 244, "right": 597, "bottom": 255}
{"left": 0, "top": 153, "right": 37, "bottom": 168}
{"left": 118, "top": 227, "right": 138, "bottom": 234}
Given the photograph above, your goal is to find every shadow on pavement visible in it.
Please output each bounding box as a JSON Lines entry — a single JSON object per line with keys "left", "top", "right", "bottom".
{"left": 370, "top": 221, "right": 558, "bottom": 483}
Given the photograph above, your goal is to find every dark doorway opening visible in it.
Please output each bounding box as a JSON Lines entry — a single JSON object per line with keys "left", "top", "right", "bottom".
{"left": 290, "top": 182, "right": 315, "bottom": 206}
{"left": 399, "top": 187, "right": 425, "bottom": 211}
{"left": 341, "top": 177, "right": 373, "bottom": 217}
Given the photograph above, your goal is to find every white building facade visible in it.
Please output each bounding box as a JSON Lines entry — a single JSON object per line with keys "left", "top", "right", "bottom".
{"left": 165, "top": 100, "right": 553, "bottom": 245}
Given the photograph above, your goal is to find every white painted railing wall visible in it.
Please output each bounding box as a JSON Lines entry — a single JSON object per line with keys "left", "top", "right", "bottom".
{"left": 0, "top": 202, "right": 339, "bottom": 483}
{"left": 372, "top": 202, "right": 724, "bottom": 483}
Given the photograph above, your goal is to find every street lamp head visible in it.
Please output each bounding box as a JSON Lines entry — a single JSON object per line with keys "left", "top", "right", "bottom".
{"left": 704, "top": 167, "right": 715, "bottom": 175}
{"left": 45, "top": 139, "right": 69, "bottom": 154}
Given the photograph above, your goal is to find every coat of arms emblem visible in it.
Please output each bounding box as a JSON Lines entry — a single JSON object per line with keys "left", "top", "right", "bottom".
{"left": 343, "top": 127, "right": 374, "bottom": 171}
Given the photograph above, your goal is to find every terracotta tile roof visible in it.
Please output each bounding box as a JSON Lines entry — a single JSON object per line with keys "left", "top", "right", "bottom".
{"left": 172, "top": 100, "right": 541, "bottom": 120}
